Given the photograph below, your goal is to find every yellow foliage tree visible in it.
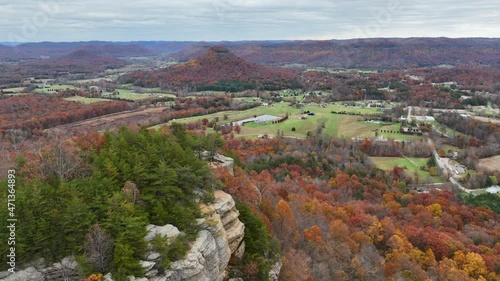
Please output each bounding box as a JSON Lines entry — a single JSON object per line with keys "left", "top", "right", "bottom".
{"left": 366, "top": 218, "right": 384, "bottom": 244}
{"left": 463, "top": 252, "right": 488, "bottom": 279}
{"left": 82, "top": 274, "right": 103, "bottom": 281}
{"left": 429, "top": 166, "right": 437, "bottom": 176}
{"left": 427, "top": 203, "right": 443, "bottom": 217}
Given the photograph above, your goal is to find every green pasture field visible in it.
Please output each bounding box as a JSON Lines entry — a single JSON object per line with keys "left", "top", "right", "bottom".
{"left": 151, "top": 103, "right": 414, "bottom": 140}
{"left": 2, "top": 87, "right": 25, "bottom": 93}
{"left": 110, "top": 89, "right": 175, "bottom": 100}
{"left": 151, "top": 101, "right": 428, "bottom": 141}
{"left": 377, "top": 123, "right": 423, "bottom": 141}
{"left": 429, "top": 121, "right": 463, "bottom": 138}
{"left": 328, "top": 103, "right": 384, "bottom": 115}
{"left": 34, "top": 84, "right": 79, "bottom": 94}
{"left": 369, "top": 157, "right": 446, "bottom": 183}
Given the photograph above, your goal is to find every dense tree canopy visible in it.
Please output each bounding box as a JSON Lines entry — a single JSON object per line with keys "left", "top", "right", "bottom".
{"left": 0, "top": 126, "right": 220, "bottom": 280}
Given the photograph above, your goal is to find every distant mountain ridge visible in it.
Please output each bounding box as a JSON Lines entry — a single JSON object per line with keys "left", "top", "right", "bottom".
{"left": 172, "top": 38, "right": 500, "bottom": 69}
{"left": 0, "top": 41, "right": 194, "bottom": 60}
{"left": 11, "top": 48, "right": 128, "bottom": 77}
{"left": 0, "top": 38, "right": 498, "bottom": 69}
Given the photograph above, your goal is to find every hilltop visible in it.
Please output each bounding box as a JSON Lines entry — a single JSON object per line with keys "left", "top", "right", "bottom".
{"left": 122, "top": 46, "right": 300, "bottom": 91}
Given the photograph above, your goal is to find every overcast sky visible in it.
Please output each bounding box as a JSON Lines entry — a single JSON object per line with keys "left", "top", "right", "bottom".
{"left": 1, "top": 0, "right": 499, "bottom": 42}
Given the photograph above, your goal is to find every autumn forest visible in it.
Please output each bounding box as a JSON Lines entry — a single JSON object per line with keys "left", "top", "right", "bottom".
{"left": 0, "top": 38, "right": 499, "bottom": 281}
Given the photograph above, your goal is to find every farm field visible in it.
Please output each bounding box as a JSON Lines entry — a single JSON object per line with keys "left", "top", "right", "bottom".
{"left": 110, "top": 89, "right": 175, "bottom": 100}
{"left": 152, "top": 102, "right": 425, "bottom": 140}
{"left": 2, "top": 87, "right": 25, "bottom": 93}
{"left": 377, "top": 123, "right": 423, "bottom": 141}
{"left": 34, "top": 84, "right": 79, "bottom": 93}
{"left": 478, "top": 155, "right": 500, "bottom": 171}
{"left": 64, "top": 96, "right": 111, "bottom": 104}
{"left": 430, "top": 121, "right": 464, "bottom": 138}
{"left": 472, "top": 116, "right": 500, "bottom": 124}
{"left": 471, "top": 106, "right": 498, "bottom": 116}
{"left": 328, "top": 103, "right": 385, "bottom": 115}
{"left": 48, "top": 107, "right": 166, "bottom": 133}
{"left": 369, "top": 157, "right": 446, "bottom": 183}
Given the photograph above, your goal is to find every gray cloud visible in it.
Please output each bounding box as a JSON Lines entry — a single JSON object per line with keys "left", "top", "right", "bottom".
{"left": 2, "top": 0, "right": 499, "bottom": 42}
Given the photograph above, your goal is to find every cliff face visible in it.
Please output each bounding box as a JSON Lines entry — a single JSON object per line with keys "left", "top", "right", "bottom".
{"left": 153, "top": 190, "right": 245, "bottom": 281}
{"left": 1, "top": 191, "right": 247, "bottom": 281}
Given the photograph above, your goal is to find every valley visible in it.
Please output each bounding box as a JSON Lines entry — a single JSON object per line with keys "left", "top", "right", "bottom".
{"left": 0, "top": 38, "right": 499, "bottom": 281}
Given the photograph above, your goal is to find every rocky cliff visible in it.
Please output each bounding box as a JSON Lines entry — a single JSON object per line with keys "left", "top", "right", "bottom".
{"left": 0, "top": 191, "right": 248, "bottom": 281}
{"left": 148, "top": 190, "right": 245, "bottom": 281}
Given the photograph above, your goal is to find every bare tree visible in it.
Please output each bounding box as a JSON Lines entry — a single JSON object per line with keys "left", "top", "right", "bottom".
{"left": 122, "top": 181, "right": 140, "bottom": 204}
{"left": 84, "top": 224, "right": 114, "bottom": 272}
{"left": 37, "top": 133, "right": 86, "bottom": 181}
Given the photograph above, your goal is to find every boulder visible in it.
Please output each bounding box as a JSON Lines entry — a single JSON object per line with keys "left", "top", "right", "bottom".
{"left": 212, "top": 154, "right": 235, "bottom": 175}
{"left": 139, "top": 260, "right": 156, "bottom": 272}
{"left": 145, "top": 224, "right": 180, "bottom": 242}
{"left": 61, "top": 256, "right": 78, "bottom": 270}
{"left": 145, "top": 251, "right": 161, "bottom": 261}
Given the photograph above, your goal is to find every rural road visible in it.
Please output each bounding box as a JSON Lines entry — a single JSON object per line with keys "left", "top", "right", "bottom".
{"left": 427, "top": 138, "right": 477, "bottom": 194}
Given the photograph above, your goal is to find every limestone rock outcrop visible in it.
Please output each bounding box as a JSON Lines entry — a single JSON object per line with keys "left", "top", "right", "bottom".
{"left": 155, "top": 190, "right": 245, "bottom": 281}
{"left": 210, "top": 154, "right": 235, "bottom": 175}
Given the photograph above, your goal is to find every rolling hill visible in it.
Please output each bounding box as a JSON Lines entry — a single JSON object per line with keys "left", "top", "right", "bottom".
{"left": 122, "top": 46, "right": 300, "bottom": 91}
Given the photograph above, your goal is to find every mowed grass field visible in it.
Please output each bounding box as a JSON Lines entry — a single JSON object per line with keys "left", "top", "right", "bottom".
{"left": 34, "top": 84, "right": 79, "bottom": 93}
{"left": 152, "top": 103, "right": 424, "bottom": 140}
{"left": 369, "top": 157, "right": 446, "bottom": 183}
{"left": 328, "top": 103, "right": 384, "bottom": 115}
{"left": 64, "top": 96, "right": 111, "bottom": 104}
{"left": 2, "top": 87, "right": 25, "bottom": 93}
{"left": 111, "top": 89, "right": 176, "bottom": 100}
{"left": 377, "top": 123, "right": 422, "bottom": 141}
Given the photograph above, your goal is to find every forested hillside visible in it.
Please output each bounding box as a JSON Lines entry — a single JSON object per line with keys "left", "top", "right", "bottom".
{"left": 121, "top": 46, "right": 300, "bottom": 91}
{"left": 0, "top": 127, "right": 223, "bottom": 280}
{"left": 214, "top": 136, "right": 499, "bottom": 280}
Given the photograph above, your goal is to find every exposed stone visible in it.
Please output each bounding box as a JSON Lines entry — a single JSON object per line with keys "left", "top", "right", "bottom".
{"left": 140, "top": 260, "right": 156, "bottom": 272}
{"left": 129, "top": 277, "right": 148, "bottom": 281}
{"left": 149, "top": 277, "right": 167, "bottom": 281}
{"left": 213, "top": 191, "right": 236, "bottom": 216}
{"left": 0, "top": 271, "right": 12, "bottom": 279}
{"left": 145, "top": 251, "right": 161, "bottom": 261}
{"left": 3, "top": 266, "right": 44, "bottom": 281}
{"left": 145, "top": 269, "right": 158, "bottom": 278}
{"left": 157, "top": 191, "right": 244, "bottom": 281}
{"left": 229, "top": 240, "right": 245, "bottom": 265}
{"left": 268, "top": 260, "right": 283, "bottom": 281}
{"left": 145, "top": 224, "right": 180, "bottom": 242}
{"left": 225, "top": 219, "right": 245, "bottom": 253}
{"left": 22, "top": 257, "right": 46, "bottom": 270}
{"left": 10, "top": 191, "right": 248, "bottom": 281}
{"left": 103, "top": 272, "right": 114, "bottom": 281}
{"left": 61, "top": 256, "right": 78, "bottom": 270}
{"left": 211, "top": 154, "right": 235, "bottom": 175}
